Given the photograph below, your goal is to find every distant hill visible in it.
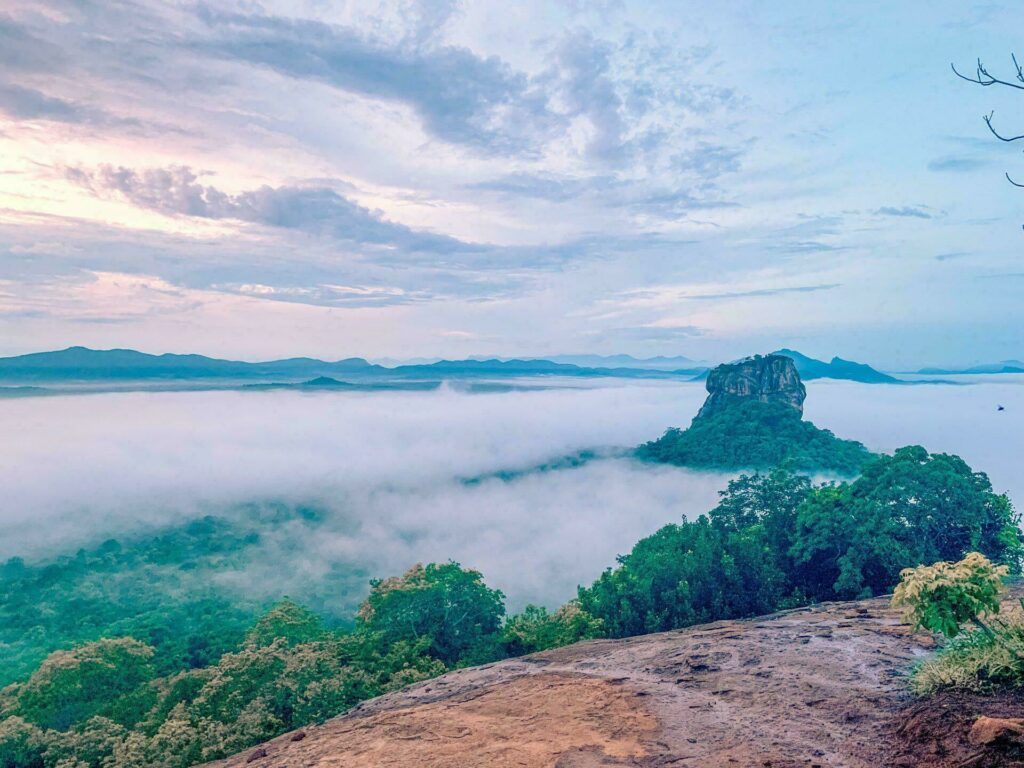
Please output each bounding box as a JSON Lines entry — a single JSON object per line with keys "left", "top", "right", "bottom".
{"left": 388, "top": 358, "right": 706, "bottom": 379}
{"left": 0, "top": 347, "right": 706, "bottom": 386}
{"left": 0, "top": 347, "right": 379, "bottom": 380}
{"left": 772, "top": 349, "right": 898, "bottom": 383}
{"left": 916, "top": 360, "right": 1024, "bottom": 375}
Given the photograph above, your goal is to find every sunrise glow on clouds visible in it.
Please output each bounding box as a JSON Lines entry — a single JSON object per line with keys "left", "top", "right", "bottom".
{"left": 1, "top": 0, "right": 1022, "bottom": 367}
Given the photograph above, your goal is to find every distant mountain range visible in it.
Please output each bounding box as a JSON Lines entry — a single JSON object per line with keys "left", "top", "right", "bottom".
{"left": 772, "top": 349, "right": 898, "bottom": 383}
{"left": 0, "top": 347, "right": 705, "bottom": 384}
{"left": 0, "top": 347, "right": 382, "bottom": 380}
{"left": 915, "top": 360, "right": 1024, "bottom": 375}
{"left": 0, "top": 346, "right": 905, "bottom": 391}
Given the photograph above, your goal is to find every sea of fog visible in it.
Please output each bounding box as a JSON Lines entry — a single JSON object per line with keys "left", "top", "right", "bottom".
{"left": 1, "top": 375, "right": 1021, "bottom": 609}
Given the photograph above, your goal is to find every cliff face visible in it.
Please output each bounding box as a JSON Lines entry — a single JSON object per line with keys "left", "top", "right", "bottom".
{"left": 698, "top": 354, "right": 806, "bottom": 418}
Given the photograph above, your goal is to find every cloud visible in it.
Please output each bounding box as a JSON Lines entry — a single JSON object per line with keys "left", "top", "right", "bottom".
{"left": 874, "top": 205, "right": 933, "bottom": 219}
{"left": 0, "top": 83, "right": 135, "bottom": 128}
{"left": 0, "top": 14, "right": 65, "bottom": 74}
{"left": 0, "top": 84, "right": 84, "bottom": 122}
{"left": 2, "top": 380, "right": 1019, "bottom": 611}
{"left": 57, "top": 164, "right": 723, "bottom": 303}
{"left": 546, "top": 29, "right": 627, "bottom": 163}
{"left": 0, "top": 382, "right": 727, "bottom": 610}
{"left": 679, "top": 283, "right": 840, "bottom": 301}
{"left": 65, "top": 164, "right": 470, "bottom": 254}
{"left": 768, "top": 240, "right": 846, "bottom": 254}
{"left": 197, "top": 8, "right": 547, "bottom": 154}
{"left": 671, "top": 142, "right": 744, "bottom": 178}
{"left": 467, "top": 173, "right": 593, "bottom": 202}
{"left": 589, "top": 325, "right": 706, "bottom": 345}
{"left": 928, "top": 156, "right": 989, "bottom": 173}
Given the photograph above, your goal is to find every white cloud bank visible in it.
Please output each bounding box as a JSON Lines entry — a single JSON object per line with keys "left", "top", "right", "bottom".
{"left": 0, "top": 377, "right": 1019, "bottom": 609}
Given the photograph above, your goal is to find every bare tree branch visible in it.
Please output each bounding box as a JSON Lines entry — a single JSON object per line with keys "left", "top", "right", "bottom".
{"left": 983, "top": 112, "right": 1024, "bottom": 142}
{"left": 951, "top": 57, "right": 1024, "bottom": 90}
{"left": 954, "top": 55, "right": 1024, "bottom": 197}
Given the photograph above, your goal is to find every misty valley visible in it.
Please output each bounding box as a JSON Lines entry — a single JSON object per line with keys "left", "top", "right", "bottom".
{"left": 1, "top": 357, "right": 1022, "bottom": 767}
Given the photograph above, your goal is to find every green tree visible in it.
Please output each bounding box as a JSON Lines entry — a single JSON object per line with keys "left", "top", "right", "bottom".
{"left": 357, "top": 563, "right": 505, "bottom": 666}
{"left": 791, "top": 447, "right": 1023, "bottom": 599}
{"left": 0, "top": 717, "right": 43, "bottom": 768}
{"left": 578, "top": 516, "right": 787, "bottom": 638}
{"left": 502, "top": 602, "right": 604, "bottom": 656}
{"left": 709, "top": 468, "right": 812, "bottom": 580}
{"left": 16, "top": 638, "right": 156, "bottom": 731}
{"left": 244, "top": 599, "right": 325, "bottom": 648}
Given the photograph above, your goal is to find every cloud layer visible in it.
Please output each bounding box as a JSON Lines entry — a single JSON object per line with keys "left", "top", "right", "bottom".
{"left": 0, "top": 378, "right": 1019, "bottom": 610}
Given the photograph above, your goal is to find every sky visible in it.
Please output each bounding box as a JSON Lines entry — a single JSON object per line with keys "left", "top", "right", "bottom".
{"left": 1, "top": 0, "right": 1022, "bottom": 368}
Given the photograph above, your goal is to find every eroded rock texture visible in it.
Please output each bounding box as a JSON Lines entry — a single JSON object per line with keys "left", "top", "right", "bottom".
{"left": 698, "top": 353, "right": 806, "bottom": 417}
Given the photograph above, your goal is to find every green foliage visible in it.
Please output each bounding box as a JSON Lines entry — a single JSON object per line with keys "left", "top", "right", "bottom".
{"left": 0, "top": 717, "right": 44, "bottom": 768}
{"left": 578, "top": 514, "right": 789, "bottom": 637}
{"left": 910, "top": 621, "right": 1024, "bottom": 694}
{"left": 0, "top": 518, "right": 260, "bottom": 688}
{"left": 15, "top": 639, "right": 155, "bottom": 731}
{"left": 243, "top": 599, "right": 325, "bottom": 648}
{"left": 502, "top": 602, "right": 604, "bottom": 656}
{"left": 791, "top": 447, "right": 1023, "bottom": 599}
{"left": 637, "top": 400, "right": 871, "bottom": 474}
{"left": 0, "top": 593, "right": 452, "bottom": 768}
{"left": 894, "top": 553, "right": 1024, "bottom": 696}
{"left": 583, "top": 452, "right": 1021, "bottom": 639}
{"left": 357, "top": 562, "right": 506, "bottom": 666}
{"left": 892, "top": 553, "right": 1008, "bottom": 638}
{"left": 0, "top": 504, "right": 373, "bottom": 689}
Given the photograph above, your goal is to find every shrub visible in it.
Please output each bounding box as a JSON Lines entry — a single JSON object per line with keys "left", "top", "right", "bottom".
{"left": 910, "top": 623, "right": 1024, "bottom": 694}
{"left": 892, "top": 552, "right": 1007, "bottom": 637}
{"left": 894, "top": 553, "right": 1024, "bottom": 694}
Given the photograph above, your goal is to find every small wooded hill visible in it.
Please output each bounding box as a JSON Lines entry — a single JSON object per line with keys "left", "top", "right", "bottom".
{"left": 209, "top": 589, "right": 1024, "bottom": 768}
{"left": 638, "top": 354, "right": 872, "bottom": 473}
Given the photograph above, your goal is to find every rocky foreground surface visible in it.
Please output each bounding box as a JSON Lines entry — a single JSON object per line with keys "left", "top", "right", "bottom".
{"left": 209, "top": 596, "right": 1024, "bottom": 768}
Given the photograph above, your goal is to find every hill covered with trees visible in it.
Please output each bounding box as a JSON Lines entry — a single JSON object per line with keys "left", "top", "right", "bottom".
{"left": 638, "top": 354, "right": 872, "bottom": 474}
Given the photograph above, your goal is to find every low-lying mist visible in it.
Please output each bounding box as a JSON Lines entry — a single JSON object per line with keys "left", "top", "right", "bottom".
{"left": 2, "top": 375, "right": 1020, "bottom": 610}
{"left": 1, "top": 381, "right": 717, "bottom": 609}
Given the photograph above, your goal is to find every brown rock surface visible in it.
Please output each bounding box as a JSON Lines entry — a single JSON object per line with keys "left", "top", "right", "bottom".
{"left": 698, "top": 354, "right": 807, "bottom": 418}
{"left": 208, "top": 596, "right": 940, "bottom": 768}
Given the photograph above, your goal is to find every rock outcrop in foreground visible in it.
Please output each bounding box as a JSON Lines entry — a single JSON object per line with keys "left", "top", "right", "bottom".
{"left": 206, "top": 589, "right": 1024, "bottom": 768}
{"left": 699, "top": 353, "right": 807, "bottom": 417}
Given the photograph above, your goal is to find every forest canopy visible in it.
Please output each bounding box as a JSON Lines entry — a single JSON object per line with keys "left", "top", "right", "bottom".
{"left": 0, "top": 446, "right": 1019, "bottom": 768}
{"left": 636, "top": 400, "right": 872, "bottom": 474}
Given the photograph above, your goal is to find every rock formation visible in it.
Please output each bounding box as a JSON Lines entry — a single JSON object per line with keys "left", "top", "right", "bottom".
{"left": 697, "top": 354, "right": 806, "bottom": 418}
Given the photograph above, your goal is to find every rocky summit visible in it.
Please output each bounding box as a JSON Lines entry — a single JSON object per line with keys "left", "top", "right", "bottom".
{"left": 698, "top": 353, "right": 807, "bottom": 418}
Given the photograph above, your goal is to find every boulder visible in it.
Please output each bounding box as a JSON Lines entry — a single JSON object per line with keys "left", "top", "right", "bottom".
{"left": 968, "top": 715, "right": 1024, "bottom": 746}
{"left": 698, "top": 354, "right": 806, "bottom": 418}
